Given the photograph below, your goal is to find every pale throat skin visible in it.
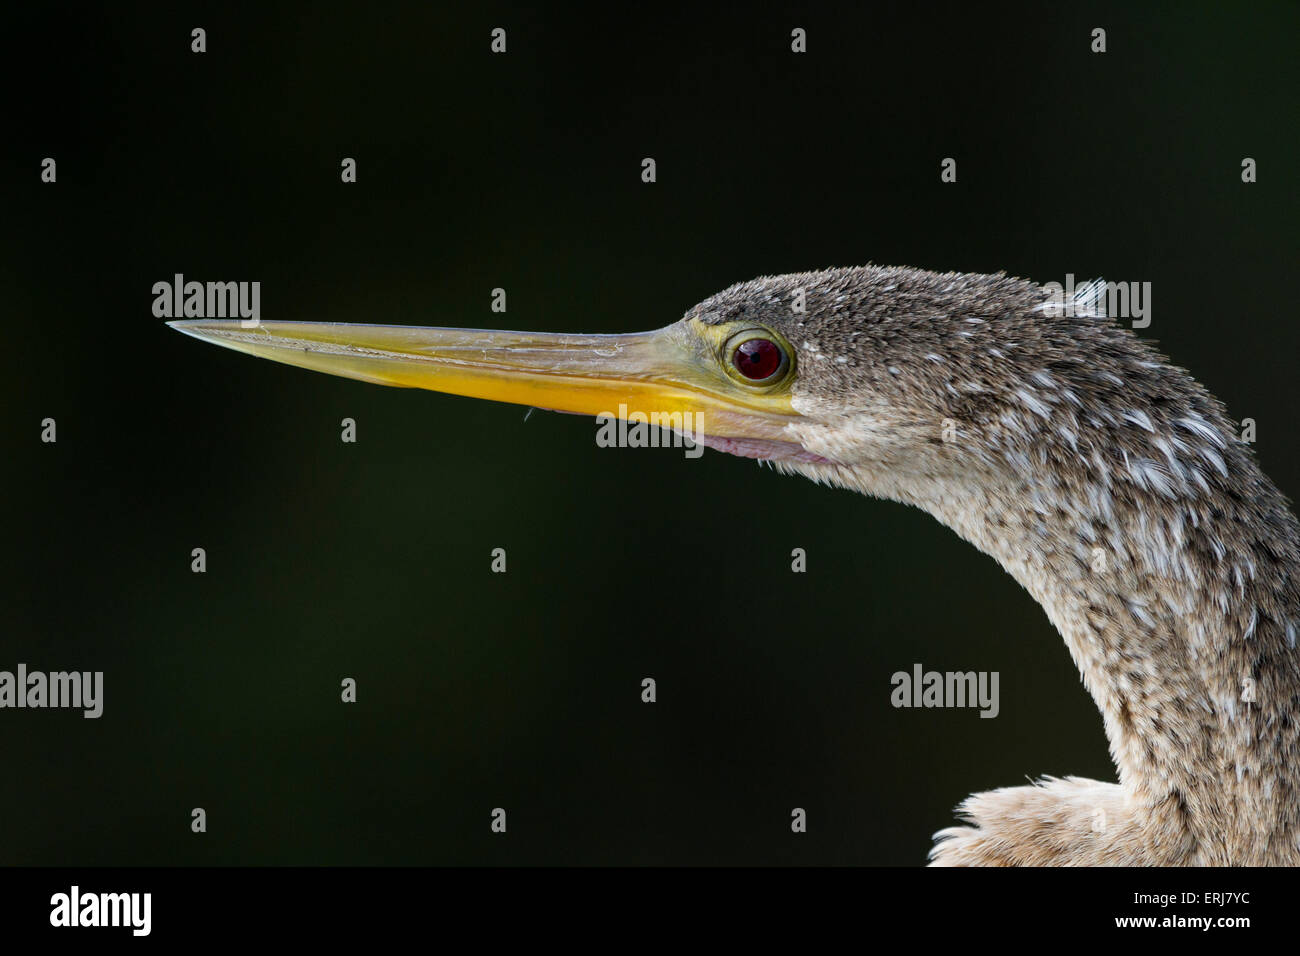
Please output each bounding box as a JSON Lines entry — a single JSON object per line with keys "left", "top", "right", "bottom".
{"left": 693, "top": 266, "right": 1300, "bottom": 865}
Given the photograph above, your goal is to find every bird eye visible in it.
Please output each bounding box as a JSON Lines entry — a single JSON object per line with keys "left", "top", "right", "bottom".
{"left": 731, "top": 337, "right": 786, "bottom": 382}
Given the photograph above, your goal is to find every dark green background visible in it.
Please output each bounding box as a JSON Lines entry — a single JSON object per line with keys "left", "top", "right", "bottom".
{"left": 4, "top": 2, "right": 1297, "bottom": 864}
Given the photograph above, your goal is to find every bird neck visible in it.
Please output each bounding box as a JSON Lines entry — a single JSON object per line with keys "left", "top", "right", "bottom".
{"left": 928, "top": 452, "right": 1298, "bottom": 860}
{"left": 799, "top": 430, "right": 1300, "bottom": 862}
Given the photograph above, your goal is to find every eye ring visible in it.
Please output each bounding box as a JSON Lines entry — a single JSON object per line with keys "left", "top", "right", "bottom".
{"left": 725, "top": 331, "right": 790, "bottom": 385}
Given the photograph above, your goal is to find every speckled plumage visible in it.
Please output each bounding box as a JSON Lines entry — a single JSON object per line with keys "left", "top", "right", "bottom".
{"left": 694, "top": 265, "right": 1300, "bottom": 865}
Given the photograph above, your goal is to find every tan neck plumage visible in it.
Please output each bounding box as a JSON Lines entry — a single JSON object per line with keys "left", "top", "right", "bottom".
{"left": 791, "top": 444, "right": 1299, "bottom": 864}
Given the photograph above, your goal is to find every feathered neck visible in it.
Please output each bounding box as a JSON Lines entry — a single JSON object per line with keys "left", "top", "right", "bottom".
{"left": 784, "top": 329, "right": 1300, "bottom": 864}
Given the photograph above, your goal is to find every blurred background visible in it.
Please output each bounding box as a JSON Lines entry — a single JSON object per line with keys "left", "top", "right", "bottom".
{"left": 3, "top": 1, "right": 1297, "bottom": 865}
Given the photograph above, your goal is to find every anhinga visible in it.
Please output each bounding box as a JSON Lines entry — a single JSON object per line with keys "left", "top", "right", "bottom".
{"left": 170, "top": 264, "right": 1300, "bottom": 865}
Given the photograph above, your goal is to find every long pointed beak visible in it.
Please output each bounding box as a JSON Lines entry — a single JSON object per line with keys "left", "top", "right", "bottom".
{"left": 168, "top": 319, "right": 801, "bottom": 443}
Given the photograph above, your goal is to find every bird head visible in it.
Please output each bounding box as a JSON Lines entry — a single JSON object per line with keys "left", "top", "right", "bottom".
{"left": 168, "top": 264, "right": 1175, "bottom": 505}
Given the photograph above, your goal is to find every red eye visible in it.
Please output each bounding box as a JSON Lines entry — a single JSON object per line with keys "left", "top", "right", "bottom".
{"left": 732, "top": 338, "right": 784, "bottom": 381}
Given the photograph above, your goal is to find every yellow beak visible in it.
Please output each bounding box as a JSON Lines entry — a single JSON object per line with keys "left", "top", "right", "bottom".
{"left": 167, "top": 318, "right": 802, "bottom": 445}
